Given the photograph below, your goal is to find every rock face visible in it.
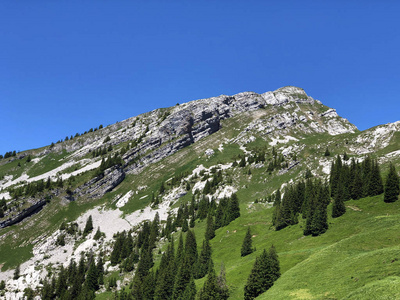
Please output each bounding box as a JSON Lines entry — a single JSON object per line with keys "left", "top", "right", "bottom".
{"left": 74, "top": 167, "right": 125, "bottom": 200}
{"left": 0, "top": 199, "right": 47, "bottom": 229}
{"left": 38, "top": 87, "right": 356, "bottom": 174}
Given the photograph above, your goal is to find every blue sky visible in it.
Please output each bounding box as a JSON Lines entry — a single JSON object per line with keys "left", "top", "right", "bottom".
{"left": 1, "top": 1, "right": 399, "bottom": 155}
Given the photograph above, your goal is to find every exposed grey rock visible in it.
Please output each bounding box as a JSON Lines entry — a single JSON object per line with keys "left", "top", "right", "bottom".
{"left": 74, "top": 167, "right": 125, "bottom": 200}
{"left": 0, "top": 199, "right": 47, "bottom": 229}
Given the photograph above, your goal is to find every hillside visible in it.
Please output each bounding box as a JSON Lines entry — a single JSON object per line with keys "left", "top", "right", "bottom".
{"left": 0, "top": 86, "right": 399, "bottom": 299}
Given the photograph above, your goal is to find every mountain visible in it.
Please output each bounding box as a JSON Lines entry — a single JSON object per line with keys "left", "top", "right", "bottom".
{"left": 0, "top": 86, "right": 399, "bottom": 299}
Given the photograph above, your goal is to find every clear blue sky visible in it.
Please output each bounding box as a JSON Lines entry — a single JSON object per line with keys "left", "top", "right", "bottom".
{"left": 1, "top": 1, "right": 399, "bottom": 155}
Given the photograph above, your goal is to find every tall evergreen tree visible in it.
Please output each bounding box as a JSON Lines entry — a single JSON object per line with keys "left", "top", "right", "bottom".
{"left": 83, "top": 215, "right": 94, "bottom": 236}
{"left": 185, "top": 230, "right": 198, "bottom": 267}
{"left": 351, "top": 164, "right": 363, "bottom": 200}
{"left": 310, "top": 185, "right": 329, "bottom": 236}
{"left": 244, "top": 247, "right": 278, "bottom": 300}
{"left": 384, "top": 162, "right": 400, "bottom": 203}
{"left": 198, "top": 260, "right": 219, "bottom": 300}
{"left": 181, "top": 275, "right": 197, "bottom": 300}
{"left": 195, "top": 239, "right": 212, "bottom": 279}
{"left": 173, "top": 257, "right": 192, "bottom": 299}
{"left": 368, "top": 159, "right": 384, "bottom": 196}
{"left": 332, "top": 180, "right": 346, "bottom": 218}
{"left": 241, "top": 227, "right": 253, "bottom": 257}
{"left": 228, "top": 193, "right": 241, "bottom": 221}
{"left": 205, "top": 214, "right": 215, "bottom": 240}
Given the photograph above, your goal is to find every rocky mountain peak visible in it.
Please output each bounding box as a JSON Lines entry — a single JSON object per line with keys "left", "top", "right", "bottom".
{"left": 262, "top": 86, "right": 314, "bottom": 106}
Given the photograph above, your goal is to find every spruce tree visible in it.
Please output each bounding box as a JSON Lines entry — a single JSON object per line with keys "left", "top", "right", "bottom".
{"left": 205, "top": 214, "right": 215, "bottom": 240}
{"left": 142, "top": 270, "right": 155, "bottom": 300}
{"left": 332, "top": 180, "right": 346, "bottom": 218}
{"left": 83, "top": 215, "right": 94, "bottom": 236}
{"left": 198, "top": 260, "right": 219, "bottom": 300}
{"left": 244, "top": 246, "right": 280, "bottom": 300}
{"left": 228, "top": 193, "right": 240, "bottom": 221}
{"left": 195, "top": 239, "right": 212, "bottom": 279}
{"left": 310, "top": 185, "right": 329, "bottom": 236}
{"left": 85, "top": 259, "right": 99, "bottom": 292}
{"left": 173, "top": 258, "right": 192, "bottom": 299}
{"left": 181, "top": 275, "right": 197, "bottom": 300}
{"left": 185, "top": 230, "right": 198, "bottom": 267}
{"left": 351, "top": 165, "right": 363, "bottom": 200}
{"left": 384, "top": 163, "right": 400, "bottom": 203}
{"left": 241, "top": 227, "right": 253, "bottom": 257}
{"left": 268, "top": 245, "right": 281, "bottom": 282}
{"left": 368, "top": 159, "right": 384, "bottom": 196}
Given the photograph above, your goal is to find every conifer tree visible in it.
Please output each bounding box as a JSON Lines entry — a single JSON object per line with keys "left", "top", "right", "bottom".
{"left": 228, "top": 193, "right": 241, "bottom": 221}
{"left": 244, "top": 246, "right": 280, "bottom": 300}
{"left": 268, "top": 245, "right": 281, "bottom": 282}
{"left": 176, "top": 233, "right": 185, "bottom": 266}
{"left": 83, "top": 215, "right": 94, "bottom": 236}
{"left": 332, "top": 180, "right": 346, "bottom": 218}
{"left": 185, "top": 230, "right": 198, "bottom": 267}
{"left": 384, "top": 163, "right": 400, "bottom": 203}
{"left": 142, "top": 270, "right": 156, "bottom": 300}
{"left": 85, "top": 258, "right": 99, "bottom": 292}
{"left": 310, "top": 185, "right": 329, "bottom": 236}
{"left": 272, "top": 190, "right": 281, "bottom": 226}
{"left": 241, "top": 227, "right": 253, "bottom": 257}
{"left": 195, "top": 239, "right": 212, "bottom": 279}
{"left": 369, "top": 159, "right": 384, "bottom": 196}
{"left": 182, "top": 218, "right": 189, "bottom": 232}
{"left": 173, "top": 257, "right": 192, "bottom": 299}
{"left": 351, "top": 165, "right": 363, "bottom": 200}
{"left": 205, "top": 214, "right": 215, "bottom": 240}
{"left": 154, "top": 239, "right": 176, "bottom": 300}
{"left": 96, "top": 257, "right": 104, "bottom": 287}
{"left": 181, "top": 274, "right": 197, "bottom": 300}
{"left": 198, "top": 260, "right": 219, "bottom": 300}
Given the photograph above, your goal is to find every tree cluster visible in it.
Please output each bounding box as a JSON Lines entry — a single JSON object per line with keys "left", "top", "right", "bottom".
{"left": 244, "top": 245, "right": 280, "bottom": 300}
{"left": 40, "top": 253, "right": 104, "bottom": 300}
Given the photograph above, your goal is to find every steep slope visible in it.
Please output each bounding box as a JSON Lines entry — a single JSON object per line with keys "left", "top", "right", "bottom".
{"left": 0, "top": 86, "right": 398, "bottom": 300}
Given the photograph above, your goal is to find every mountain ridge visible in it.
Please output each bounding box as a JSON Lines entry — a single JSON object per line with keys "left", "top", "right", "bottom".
{"left": 0, "top": 86, "right": 399, "bottom": 299}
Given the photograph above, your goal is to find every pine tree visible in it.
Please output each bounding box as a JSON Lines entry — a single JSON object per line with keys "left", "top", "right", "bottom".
{"left": 181, "top": 275, "right": 197, "bottom": 300}
{"left": 13, "top": 264, "right": 20, "bottom": 280}
{"left": 173, "top": 258, "right": 192, "bottom": 299}
{"left": 83, "top": 215, "right": 94, "bottom": 236}
{"left": 332, "top": 180, "right": 346, "bottom": 218}
{"left": 184, "top": 230, "right": 198, "bottom": 267}
{"left": 368, "top": 159, "right": 384, "bottom": 196}
{"left": 351, "top": 165, "right": 363, "bottom": 200}
{"left": 244, "top": 246, "right": 280, "bottom": 300}
{"left": 195, "top": 239, "right": 212, "bottom": 279}
{"left": 85, "top": 258, "right": 99, "bottom": 292}
{"left": 154, "top": 239, "right": 176, "bottom": 300}
{"left": 268, "top": 245, "right": 281, "bottom": 282}
{"left": 142, "top": 270, "right": 155, "bottom": 300}
{"left": 324, "top": 147, "right": 330, "bottom": 156}
{"left": 198, "top": 260, "right": 219, "bottom": 300}
{"left": 205, "top": 214, "right": 215, "bottom": 240}
{"left": 384, "top": 163, "right": 400, "bottom": 203}
{"left": 310, "top": 185, "right": 329, "bottom": 236}
{"left": 228, "top": 193, "right": 240, "bottom": 221}
{"left": 241, "top": 227, "right": 253, "bottom": 257}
